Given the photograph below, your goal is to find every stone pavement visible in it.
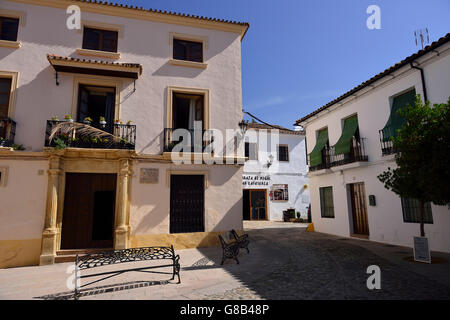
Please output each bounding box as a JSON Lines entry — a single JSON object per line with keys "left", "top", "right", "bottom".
{"left": 1, "top": 221, "right": 450, "bottom": 300}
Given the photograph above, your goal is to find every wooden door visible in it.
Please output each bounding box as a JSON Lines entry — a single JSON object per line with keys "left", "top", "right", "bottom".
{"left": 249, "top": 190, "right": 267, "bottom": 220}
{"left": 350, "top": 182, "right": 369, "bottom": 236}
{"left": 61, "top": 173, "right": 117, "bottom": 249}
{"left": 170, "top": 175, "right": 205, "bottom": 234}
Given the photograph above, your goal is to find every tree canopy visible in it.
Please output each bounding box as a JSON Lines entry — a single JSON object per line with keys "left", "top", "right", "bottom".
{"left": 378, "top": 95, "right": 450, "bottom": 206}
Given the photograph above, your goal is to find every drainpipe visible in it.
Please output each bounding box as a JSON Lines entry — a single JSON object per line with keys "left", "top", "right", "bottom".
{"left": 410, "top": 62, "right": 428, "bottom": 102}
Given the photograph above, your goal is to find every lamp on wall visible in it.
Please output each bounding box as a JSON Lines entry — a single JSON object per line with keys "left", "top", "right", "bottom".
{"left": 266, "top": 154, "right": 274, "bottom": 168}
{"left": 239, "top": 119, "right": 249, "bottom": 135}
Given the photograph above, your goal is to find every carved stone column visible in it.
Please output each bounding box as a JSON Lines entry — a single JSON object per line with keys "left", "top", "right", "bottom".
{"left": 40, "top": 155, "right": 62, "bottom": 265}
{"left": 115, "top": 159, "right": 131, "bottom": 250}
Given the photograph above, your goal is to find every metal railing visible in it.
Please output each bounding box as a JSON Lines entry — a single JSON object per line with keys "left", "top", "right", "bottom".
{"left": 308, "top": 137, "right": 368, "bottom": 171}
{"left": 379, "top": 129, "right": 396, "bottom": 156}
{"left": 0, "top": 118, "right": 16, "bottom": 147}
{"left": 45, "top": 120, "right": 136, "bottom": 150}
{"left": 163, "top": 128, "right": 213, "bottom": 153}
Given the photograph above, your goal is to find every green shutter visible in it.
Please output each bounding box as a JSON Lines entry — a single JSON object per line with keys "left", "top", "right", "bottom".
{"left": 309, "top": 129, "right": 329, "bottom": 166}
{"left": 381, "top": 89, "right": 416, "bottom": 141}
{"left": 333, "top": 116, "right": 358, "bottom": 155}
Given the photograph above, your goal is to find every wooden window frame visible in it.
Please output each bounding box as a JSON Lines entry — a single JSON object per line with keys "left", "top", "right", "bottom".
{"left": 82, "top": 26, "right": 119, "bottom": 53}
{"left": 319, "top": 186, "right": 335, "bottom": 218}
{"left": 0, "top": 15, "right": 20, "bottom": 47}
{"left": 277, "top": 144, "right": 289, "bottom": 162}
{"left": 0, "top": 71, "right": 19, "bottom": 118}
{"left": 168, "top": 32, "right": 208, "bottom": 69}
{"left": 166, "top": 86, "right": 210, "bottom": 131}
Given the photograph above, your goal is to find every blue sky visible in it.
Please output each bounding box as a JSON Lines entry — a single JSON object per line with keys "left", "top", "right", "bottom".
{"left": 112, "top": 0, "right": 450, "bottom": 128}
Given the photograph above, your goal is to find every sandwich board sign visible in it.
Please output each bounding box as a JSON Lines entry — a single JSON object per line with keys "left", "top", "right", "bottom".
{"left": 413, "top": 236, "right": 431, "bottom": 263}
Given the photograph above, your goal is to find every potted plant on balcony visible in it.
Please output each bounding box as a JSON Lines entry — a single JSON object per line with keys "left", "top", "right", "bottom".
{"left": 51, "top": 116, "right": 59, "bottom": 122}
{"left": 126, "top": 120, "right": 133, "bottom": 126}
{"left": 83, "top": 117, "right": 93, "bottom": 125}
{"left": 64, "top": 114, "right": 73, "bottom": 122}
{"left": 114, "top": 119, "right": 123, "bottom": 125}
{"left": 99, "top": 116, "right": 107, "bottom": 128}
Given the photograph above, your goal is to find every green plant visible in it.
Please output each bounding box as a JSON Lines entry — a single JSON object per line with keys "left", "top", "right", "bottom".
{"left": 115, "top": 119, "right": 122, "bottom": 124}
{"left": 99, "top": 116, "right": 106, "bottom": 122}
{"left": 126, "top": 120, "right": 132, "bottom": 125}
{"left": 83, "top": 117, "right": 93, "bottom": 122}
{"left": 11, "top": 144, "right": 26, "bottom": 151}
{"left": 378, "top": 95, "right": 450, "bottom": 237}
{"left": 51, "top": 116, "right": 59, "bottom": 121}
{"left": 64, "top": 114, "right": 72, "bottom": 120}
{"left": 53, "top": 137, "right": 67, "bottom": 150}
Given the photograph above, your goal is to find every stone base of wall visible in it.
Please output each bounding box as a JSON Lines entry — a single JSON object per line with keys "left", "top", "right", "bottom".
{"left": 0, "top": 239, "right": 41, "bottom": 269}
{"left": 130, "top": 230, "right": 243, "bottom": 250}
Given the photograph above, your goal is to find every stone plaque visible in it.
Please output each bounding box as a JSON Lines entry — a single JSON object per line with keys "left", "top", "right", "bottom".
{"left": 140, "top": 168, "right": 159, "bottom": 184}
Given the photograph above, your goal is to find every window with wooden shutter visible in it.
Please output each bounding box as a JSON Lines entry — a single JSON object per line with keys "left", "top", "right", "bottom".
{"left": 0, "top": 17, "right": 19, "bottom": 41}
{"left": 82, "top": 27, "right": 118, "bottom": 53}
{"left": 320, "top": 186, "right": 335, "bottom": 218}
{"left": 278, "top": 145, "right": 289, "bottom": 162}
{"left": 173, "top": 39, "right": 203, "bottom": 62}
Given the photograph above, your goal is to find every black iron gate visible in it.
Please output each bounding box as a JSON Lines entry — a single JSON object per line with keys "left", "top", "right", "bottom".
{"left": 170, "top": 175, "right": 205, "bottom": 233}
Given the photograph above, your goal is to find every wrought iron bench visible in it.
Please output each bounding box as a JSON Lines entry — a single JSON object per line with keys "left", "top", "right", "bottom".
{"left": 218, "top": 234, "right": 240, "bottom": 265}
{"left": 230, "top": 229, "right": 250, "bottom": 254}
{"left": 74, "top": 246, "right": 180, "bottom": 299}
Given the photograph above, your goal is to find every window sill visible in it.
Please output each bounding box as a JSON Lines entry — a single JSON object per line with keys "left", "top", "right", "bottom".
{"left": 168, "top": 59, "right": 207, "bottom": 69}
{"left": 0, "top": 40, "right": 21, "bottom": 49}
{"left": 76, "top": 48, "right": 121, "bottom": 60}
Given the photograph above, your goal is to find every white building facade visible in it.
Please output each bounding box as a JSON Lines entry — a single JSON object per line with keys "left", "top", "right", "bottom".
{"left": 242, "top": 123, "right": 309, "bottom": 221}
{"left": 0, "top": 0, "right": 249, "bottom": 268}
{"left": 297, "top": 34, "right": 450, "bottom": 253}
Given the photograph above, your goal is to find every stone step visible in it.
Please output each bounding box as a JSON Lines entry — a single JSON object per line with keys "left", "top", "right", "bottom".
{"left": 55, "top": 248, "right": 114, "bottom": 263}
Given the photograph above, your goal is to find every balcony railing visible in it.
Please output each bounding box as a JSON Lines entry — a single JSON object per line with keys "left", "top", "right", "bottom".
{"left": 379, "top": 130, "right": 395, "bottom": 156}
{"left": 45, "top": 120, "right": 136, "bottom": 150}
{"left": 308, "top": 137, "right": 368, "bottom": 171}
{"left": 163, "top": 128, "right": 212, "bottom": 153}
{"left": 0, "top": 118, "right": 16, "bottom": 147}
{"left": 308, "top": 147, "right": 333, "bottom": 172}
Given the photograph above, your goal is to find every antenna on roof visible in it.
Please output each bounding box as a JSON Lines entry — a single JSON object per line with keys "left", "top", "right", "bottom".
{"left": 414, "top": 28, "right": 430, "bottom": 50}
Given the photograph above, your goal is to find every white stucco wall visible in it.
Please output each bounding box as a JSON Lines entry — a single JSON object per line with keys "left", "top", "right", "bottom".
{"left": 130, "top": 163, "right": 243, "bottom": 236}
{"left": 302, "top": 44, "right": 450, "bottom": 252}
{"left": 243, "top": 130, "right": 310, "bottom": 220}
{"left": 1, "top": 0, "right": 244, "bottom": 154}
{"left": 0, "top": 159, "right": 48, "bottom": 240}
{"left": 0, "top": 1, "right": 246, "bottom": 246}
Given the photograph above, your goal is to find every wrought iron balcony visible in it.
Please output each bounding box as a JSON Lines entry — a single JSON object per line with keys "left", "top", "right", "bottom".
{"left": 163, "top": 128, "right": 212, "bottom": 153}
{"left": 45, "top": 120, "right": 136, "bottom": 150}
{"left": 330, "top": 137, "right": 368, "bottom": 166}
{"left": 0, "top": 118, "right": 16, "bottom": 147}
{"left": 379, "top": 129, "right": 396, "bottom": 156}
{"left": 308, "top": 147, "right": 333, "bottom": 172}
{"left": 308, "top": 137, "right": 368, "bottom": 171}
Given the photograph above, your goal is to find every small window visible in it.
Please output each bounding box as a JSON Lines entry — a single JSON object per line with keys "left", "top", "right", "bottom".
{"left": 173, "top": 39, "right": 203, "bottom": 62}
{"left": 319, "top": 186, "right": 334, "bottom": 218}
{"left": 278, "top": 145, "right": 289, "bottom": 162}
{"left": 82, "top": 27, "right": 118, "bottom": 53}
{"left": 0, "top": 16, "right": 19, "bottom": 41}
{"left": 245, "top": 142, "right": 258, "bottom": 160}
{"left": 272, "top": 184, "right": 288, "bottom": 201}
{"left": 401, "top": 198, "right": 433, "bottom": 224}
{"left": 0, "top": 78, "right": 12, "bottom": 118}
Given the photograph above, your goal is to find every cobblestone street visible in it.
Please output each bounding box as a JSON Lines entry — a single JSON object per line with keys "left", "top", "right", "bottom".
{"left": 1, "top": 221, "right": 450, "bottom": 300}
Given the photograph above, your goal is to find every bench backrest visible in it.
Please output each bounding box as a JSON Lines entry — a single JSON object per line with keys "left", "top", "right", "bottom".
{"left": 76, "top": 246, "right": 175, "bottom": 270}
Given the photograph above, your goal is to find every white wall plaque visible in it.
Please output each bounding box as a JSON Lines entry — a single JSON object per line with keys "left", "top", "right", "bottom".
{"left": 413, "top": 236, "right": 431, "bottom": 263}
